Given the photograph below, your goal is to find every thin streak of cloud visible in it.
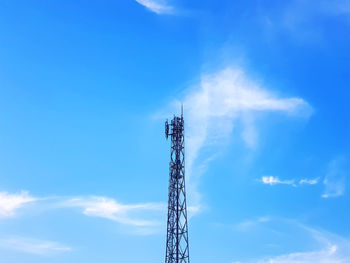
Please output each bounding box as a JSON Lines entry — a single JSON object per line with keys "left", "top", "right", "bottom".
{"left": 0, "top": 237, "right": 71, "bottom": 255}
{"left": 261, "top": 176, "right": 320, "bottom": 187}
{"left": 0, "top": 191, "right": 37, "bottom": 218}
{"left": 62, "top": 196, "right": 164, "bottom": 227}
{"left": 0, "top": 189, "right": 167, "bottom": 235}
{"left": 299, "top": 177, "right": 320, "bottom": 185}
{"left": 135, "top": 0, "right": 173, "bottom": 14}
{"left": 261, "top": 176, "right": 295, "bottom": 186}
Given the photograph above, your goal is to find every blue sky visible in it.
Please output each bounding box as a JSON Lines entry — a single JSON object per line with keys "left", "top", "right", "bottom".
{"left": 0, "top": 0, "right": 349, "bottom": 262}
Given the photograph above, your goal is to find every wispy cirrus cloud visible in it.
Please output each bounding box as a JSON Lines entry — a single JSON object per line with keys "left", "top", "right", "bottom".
{"left": 135, "top": 0, "right": 174, "bottom": 14}
{"left": 158, "top": 67, "right": 312, "bottom": 212}
{"left": 254, "top": 224, "right": 350, "bottom": 263}
{"left": 226, "top": 217, "right": 350, "bottom": 263}
{"left": 0, "top": 189, "right": 165, "bottom": 235}
{"left": 0, "top": 237, "right": 71, "bottom": 255}
{"left": 322, "top": 157, "right": 347, "bottom": 198}
{"left": 259, "top": 0, "right": 350, "bottom": 43}
{"left": 0, "top": 191, "right": 37, "bottom": 218}
{"left": 256, "top": 245, "right": 345, "bottom": 263}
{"left": 62, "top": 196, "right": 165, "bottom": 231}
{"left": 300, "top": 178, "right": 320, "bottom": 185}
{"left": 261, "top": 176, "right": 320, "bottom": 186}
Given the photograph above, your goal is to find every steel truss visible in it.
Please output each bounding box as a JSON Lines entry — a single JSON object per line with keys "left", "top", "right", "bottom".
{"left": 164, "top": 110, "right": 190, "bottom": 263}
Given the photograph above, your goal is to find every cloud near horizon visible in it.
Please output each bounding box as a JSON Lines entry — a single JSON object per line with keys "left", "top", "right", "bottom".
{"left": 254, "top": 225, "right": 350, "bottom": 263}
{"left": 228, "top": 217, "right": 350, "bottom": 263}
{"left": 256, "top": 245, "right": 346, "bottom": 263}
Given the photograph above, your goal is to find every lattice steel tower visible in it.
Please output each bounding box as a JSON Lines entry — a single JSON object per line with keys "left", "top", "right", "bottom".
{"left": 164, "top": 107, "right": 190, "bottom": 263}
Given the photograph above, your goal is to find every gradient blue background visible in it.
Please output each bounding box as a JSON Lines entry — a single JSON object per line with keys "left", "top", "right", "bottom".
{"left": 0, "top": 0, "right": 349, "bottom": 262}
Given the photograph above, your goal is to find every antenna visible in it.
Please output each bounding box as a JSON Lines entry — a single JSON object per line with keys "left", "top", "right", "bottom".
{"left": 164, "top": 111, "right": 190, "bottom": 263}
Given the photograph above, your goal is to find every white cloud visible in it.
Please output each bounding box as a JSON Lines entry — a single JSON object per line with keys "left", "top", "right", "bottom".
{"left": 322, "top": 157, "right": 347, "bottom": 198}
{"left": 228, "top": 218, "right": 350, "bottom": 263}
{"left": 135, "top": 0, "right": 173, "bottom": 14}
{"left": 262, "top": 176, "right": 295, "bottom": 186}
{"left": 0, "top": 191, "right": 37, "bottom": 218}
{"left": 261, "top": 176, "right": 320, "bottom": 187}
{"left": 184, "top": 66, "right": 310, "bottom": 169}
{"left": 300, "top": 177, "right": 320, "bottom": 185}
{"left": 0, "top": 237, "right": 71, "bottom": 255}
{"left": 63, "top": 196, "right": 164, "bottom": 227}
{"left": 0, "top": 190, "right": 166, "bottom": 235}
{"left": 254, "top": 224, "right": 350, "bottom": 263}
{"left": 160, "top": 67, "right": 311, "bottom": 213}
{"left": 256, "top": 245, "right": 345, "bottom": 263}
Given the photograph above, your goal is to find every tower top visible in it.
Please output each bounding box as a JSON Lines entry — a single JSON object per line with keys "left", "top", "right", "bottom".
{"left": 165, "top": 105, "right": 184, "bottom": 140}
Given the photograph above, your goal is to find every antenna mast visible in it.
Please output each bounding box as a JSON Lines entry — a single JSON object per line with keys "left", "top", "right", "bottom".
{"left": 164, "top": 107, "right": 190, "bottom": 263}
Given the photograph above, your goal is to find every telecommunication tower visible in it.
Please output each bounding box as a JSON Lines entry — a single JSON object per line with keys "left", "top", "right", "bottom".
{"left": 164, "top": 106, "right": 190, "bottom": 263}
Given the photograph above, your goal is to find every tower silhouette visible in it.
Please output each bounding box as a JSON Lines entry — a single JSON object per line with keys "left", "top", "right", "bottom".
{"left": 164, "top": 107, "right": 190, "bottom": 263}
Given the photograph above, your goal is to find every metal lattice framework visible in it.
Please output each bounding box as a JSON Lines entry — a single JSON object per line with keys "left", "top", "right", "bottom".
{"left": 164, "top": 109, "right": 190, "bottom": 263}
